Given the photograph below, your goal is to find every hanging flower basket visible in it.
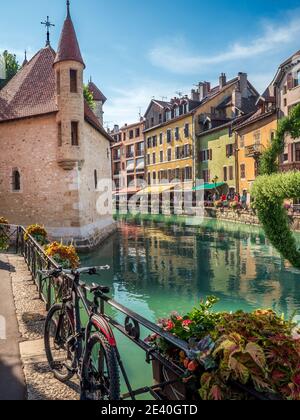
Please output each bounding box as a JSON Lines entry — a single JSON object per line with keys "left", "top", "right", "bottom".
{"left": 24, "top": 224, "right": 48, "bottom": 245}
{"left": 0, "top": 217, "right": 10, "bottom": 251}
{"left": 44, "top": 242, "right": 80, "bottom": 269}
{"left": 147, "top": 297, "right": 300, "bottom": 400}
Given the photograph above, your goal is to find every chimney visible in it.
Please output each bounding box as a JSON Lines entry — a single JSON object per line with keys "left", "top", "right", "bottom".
{"left": 232, "top": 89, "right": 242, "bottom": 112}
{"left": 198, "top": 82, "right": 210, "bottom": 101}
{"left": 219, "top": 73, "right": 227, "bottom": 89}
{"left": 238, "top": 72, "right": 248, "bottom": 98}
{"left": 191, "top": 89, "right": 200, "bottom": 101}
{"left": 114, "top": 124, "right": 119, "bottom": 133}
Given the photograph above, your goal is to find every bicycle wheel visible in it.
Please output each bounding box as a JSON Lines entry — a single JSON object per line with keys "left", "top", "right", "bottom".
{"left": 81, "top": 332, "right": 120, "bottom": 400}
{"left": 44, "top": 304, "right": 76, "bottom": 382}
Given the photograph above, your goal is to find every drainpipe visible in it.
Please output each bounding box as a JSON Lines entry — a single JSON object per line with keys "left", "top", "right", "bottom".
{"left": 235, "top": 129, "right": 239, "bottom": 194}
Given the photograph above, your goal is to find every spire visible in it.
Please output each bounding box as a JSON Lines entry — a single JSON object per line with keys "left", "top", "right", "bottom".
{"left": 54, "top": 1, "right": 85, "bottom": 67}
{"left": 41, "top": 16, "right": 55, "bottom": 47}
{"left": 22, "top": 50, "right": 28, "bottom": 67}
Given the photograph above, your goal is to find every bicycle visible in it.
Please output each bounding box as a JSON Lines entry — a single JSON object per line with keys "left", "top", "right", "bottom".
{"left": 40, "top": 265, "right": 121, "bottom": 400}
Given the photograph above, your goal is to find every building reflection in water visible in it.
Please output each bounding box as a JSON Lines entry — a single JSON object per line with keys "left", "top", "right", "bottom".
{"left": 81, "top": 219, "right": 300, "bottom": 320}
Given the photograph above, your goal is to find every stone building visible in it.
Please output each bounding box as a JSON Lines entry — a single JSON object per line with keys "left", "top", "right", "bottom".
{"left": 0, "top": 3, "right": 115, "bottom": 249}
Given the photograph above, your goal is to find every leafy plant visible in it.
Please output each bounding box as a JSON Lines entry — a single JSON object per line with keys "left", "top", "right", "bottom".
{"left": 252, "top": 103, "right": 300, "bottom": 268}
{"left": 148, "top": 298, "right": 300, "bottom": 400}
{"left": 83, "top": 85, "right": 95, "bottom": 110}
{"left": 252, "top": 172, "right": 300, "bottom": 268}
{"left": 45, "top": 241, "right": 80, "bottom": 269}
{"left": 24, "top": 224, "right": 48, "bottom": 245}
{"left": 0, "top": 50, "right": 20, "bottom": 89}
{"left": 0, "top": 217, "right": 10, "bottom": 250}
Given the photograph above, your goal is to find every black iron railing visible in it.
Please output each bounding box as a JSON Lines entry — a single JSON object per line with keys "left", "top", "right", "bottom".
{"left": 0, "top": 223, "right": 275, "bottom": 400}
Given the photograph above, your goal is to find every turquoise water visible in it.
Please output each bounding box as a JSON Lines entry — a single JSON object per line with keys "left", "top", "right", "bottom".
{"left": 80, "top": 218, "right": 300, "bottom": 395}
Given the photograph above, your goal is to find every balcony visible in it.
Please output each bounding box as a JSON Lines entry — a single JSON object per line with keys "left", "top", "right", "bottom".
{"left": 280, "top": 161, "right": 300, "bottom": 172}
{"left": 244, "top": 144, "right": 265, "bottom": 158}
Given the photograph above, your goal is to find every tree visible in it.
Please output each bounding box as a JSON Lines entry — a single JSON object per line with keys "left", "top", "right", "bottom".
{"left": 83, "top": 85, "right": 95, "bottom": 110}
{"left": 252, "top": 103, "right": 300, "bottom": 268}
{"left": 0, "top": 50, "right": 20, "bottom": 89}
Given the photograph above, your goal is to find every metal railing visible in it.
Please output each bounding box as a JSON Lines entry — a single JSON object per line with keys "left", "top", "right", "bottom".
{"left": 0, "top": 223, "right": 274, "bottom": 400}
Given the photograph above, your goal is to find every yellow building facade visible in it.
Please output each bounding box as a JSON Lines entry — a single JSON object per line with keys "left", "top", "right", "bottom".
{"left": 145, "top": 113, "right": 194, "bottom": 188}
{"left": 236, "top": 110, "right": 277, "bottom": 195}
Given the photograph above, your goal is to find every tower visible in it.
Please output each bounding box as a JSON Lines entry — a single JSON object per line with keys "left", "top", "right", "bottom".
{"left": 53, "top": 1, "right": 85, "bottom": 170}
{"left": 88, "top": 77, "right": 107, "bottom": 126}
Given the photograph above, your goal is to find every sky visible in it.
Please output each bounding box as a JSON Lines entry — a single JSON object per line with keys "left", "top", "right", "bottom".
{"left": 1, "top": 0, "right": 300, "bottom": 127}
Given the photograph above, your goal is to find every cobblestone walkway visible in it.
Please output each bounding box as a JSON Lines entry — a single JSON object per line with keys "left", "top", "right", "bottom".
{"left": 7, "top": 254, "right": 79, "bottom": 400}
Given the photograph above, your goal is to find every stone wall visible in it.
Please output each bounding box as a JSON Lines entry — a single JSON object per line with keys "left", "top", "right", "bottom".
{"left": 0, "top": 113, "right": 115, "bottom": 249}
{"left": 204, "top": 207, "right": 300, "bottom": 232}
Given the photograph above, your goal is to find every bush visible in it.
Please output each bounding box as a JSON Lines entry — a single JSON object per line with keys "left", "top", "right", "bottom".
{"left": 24, "top": 224, "right": 48, "bottom": 245}
{"left": 147, "top": 297, "right": 300, "bottom": 400}
{"left": 252, "top": 172, "right": 300, "bottom": 268}
{"left": 45, "top": 242, "right": 80, "bottom": 269}
{"left": 0, "top": 217, "right": 10, "bottom": 250}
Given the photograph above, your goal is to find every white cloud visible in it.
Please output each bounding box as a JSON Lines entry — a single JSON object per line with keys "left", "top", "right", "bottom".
{"left": 148, "top": 14, "right": 300, "bottom": 74}
{"left": 104, "top": 81, "right": 190, "bottom": 127}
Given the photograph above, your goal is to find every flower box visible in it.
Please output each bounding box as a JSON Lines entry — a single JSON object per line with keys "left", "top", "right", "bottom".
{"left": 147, "top": 297, "right": 300, "bottom": 401}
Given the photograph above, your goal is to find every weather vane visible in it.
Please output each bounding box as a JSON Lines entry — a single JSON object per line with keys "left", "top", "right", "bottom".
{"left": 41, "top": 16, "right": 55, "bottom": 47}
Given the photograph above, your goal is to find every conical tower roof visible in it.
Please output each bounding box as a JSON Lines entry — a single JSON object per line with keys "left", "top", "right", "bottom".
{"left": 54, "top": 1, "right": 85, "bottom": 67}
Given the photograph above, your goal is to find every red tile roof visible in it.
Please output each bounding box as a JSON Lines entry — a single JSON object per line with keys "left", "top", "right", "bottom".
{"left": 88, "top": 81, "right": 107, "bottom": 103}
{"left": 0, "top": 45, "right": 113, "bottom": 142}
{"left": 54, "top": 14, "right": 85, "bottom": 67}
{"left": 0, "top": 46, "right": 57, "bottom": 122}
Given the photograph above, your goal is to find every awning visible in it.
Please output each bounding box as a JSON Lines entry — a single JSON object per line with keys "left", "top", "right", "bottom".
{"left": 113, "top": 187, "right": 140, "bottom": 196}
{"left": 193, "top": 182, "right": 225, "bottom": 191}
{"left": 137, "top": 185, "right": 175, "bottom": 195}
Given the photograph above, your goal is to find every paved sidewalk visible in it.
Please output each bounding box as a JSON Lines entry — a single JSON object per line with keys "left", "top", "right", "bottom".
{"left": 0, "top": 254, "right": 26, "bottom": 400}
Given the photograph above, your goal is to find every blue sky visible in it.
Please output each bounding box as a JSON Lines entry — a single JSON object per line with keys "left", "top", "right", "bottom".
{"left": 1, "top": 0, "right": 300, "bottom": 126}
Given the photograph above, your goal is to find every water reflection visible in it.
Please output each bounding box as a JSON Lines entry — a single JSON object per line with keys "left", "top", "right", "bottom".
{"left": 81, "top": 219, "right": 300, "bottom": 320}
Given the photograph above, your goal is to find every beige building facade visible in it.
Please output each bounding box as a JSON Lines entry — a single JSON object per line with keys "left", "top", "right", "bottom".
{"left": 0, "top": 4, "right": 114, "bottom": 249}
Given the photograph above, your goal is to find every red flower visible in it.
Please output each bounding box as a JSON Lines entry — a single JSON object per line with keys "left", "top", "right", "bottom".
{"left": 182, "top": 319, "right": 193, "bottom": 327}
{"left": 166, "top": 320, "right": 175, "bottom": 331}
{"left": 177, "top": 316, "right": 183, "bottom": 321}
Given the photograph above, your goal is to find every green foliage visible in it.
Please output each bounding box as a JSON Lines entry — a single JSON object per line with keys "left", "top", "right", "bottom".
{"left": 0, "top": 217, "right": 10, "bottom": 250}
{"left": 252, "top": 173, "right": 300, "bottom": 268}
{"left": 83, "top": 85, "right": 95, "bottom": 110}
{"left": 148, "top": 298, "right": 300, "bottom": 400}
{"left": 260, "top": 104, "right": 300, "bottom": 175}
{"left": 252, "top": 103, "right": 300, "bottom": 268}
{"left": 0, "top": 50, "right": 20, "bottom": 89}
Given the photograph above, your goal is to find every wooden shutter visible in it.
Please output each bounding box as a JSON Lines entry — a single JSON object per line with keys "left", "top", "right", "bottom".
{"left": 209, "top": 149, "right": 213, "bottom": 160}
{"left": 287, "top": 73, "right": 294, "bottom": 90}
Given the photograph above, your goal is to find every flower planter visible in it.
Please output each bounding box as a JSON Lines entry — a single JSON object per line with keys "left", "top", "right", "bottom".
{"left": 152, "top": 360, "right": 195, "bottom": 400}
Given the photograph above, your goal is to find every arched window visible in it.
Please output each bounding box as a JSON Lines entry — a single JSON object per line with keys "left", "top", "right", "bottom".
{"left": 12, "top": 169, "right": 21, "bottom": 191}
{"left": 94, "top": 170, "right": 98, "bottom": 190}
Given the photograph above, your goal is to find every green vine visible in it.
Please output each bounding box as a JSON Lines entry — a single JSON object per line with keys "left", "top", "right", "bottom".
{"left": 252, "top": 173, "right": 300, "bottom": 268}
{"left": 259, "top": 104, "right": 300, "bottom": 175}
{"left": 252, "top": 103, "right": 300, "bottom": 268}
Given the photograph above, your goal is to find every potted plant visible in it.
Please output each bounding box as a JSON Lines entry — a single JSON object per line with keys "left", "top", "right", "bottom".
{"left": 24, "top": 224, "right": 48, "bottom": 245}
{"left": 147, "top": 297, "right": 300, "bottom": 400}
{"left": 44, "top": 241, "right": 80, "bottom": 269}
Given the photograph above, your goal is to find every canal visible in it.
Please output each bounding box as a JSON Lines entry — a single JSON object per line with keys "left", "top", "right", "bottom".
{"left": 80, "top": 218, "right": 300, "bottom": 396}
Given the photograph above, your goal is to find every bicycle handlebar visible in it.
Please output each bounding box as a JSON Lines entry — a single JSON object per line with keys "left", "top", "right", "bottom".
{"left": 38, "top": 265, "right": 111, "bottom": 278}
